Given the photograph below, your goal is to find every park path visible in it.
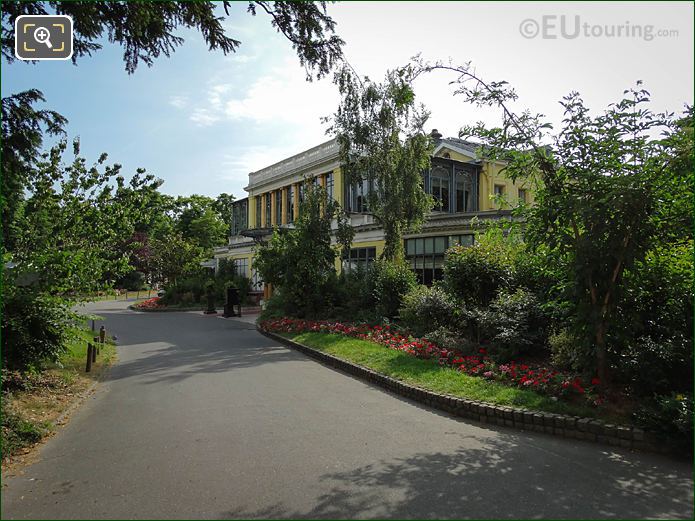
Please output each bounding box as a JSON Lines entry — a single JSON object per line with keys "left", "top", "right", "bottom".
{"left": 1, "top": 300, "right": 692, "bottom": 519}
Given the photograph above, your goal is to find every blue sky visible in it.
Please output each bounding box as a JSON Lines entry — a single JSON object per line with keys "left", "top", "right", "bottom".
{"left": 3, "top": 2, "right": 693, "bottom": 200}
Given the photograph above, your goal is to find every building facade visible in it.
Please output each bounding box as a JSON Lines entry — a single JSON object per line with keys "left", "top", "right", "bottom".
{"left": 213, "top": 131, "right": 535, "bottom": 299}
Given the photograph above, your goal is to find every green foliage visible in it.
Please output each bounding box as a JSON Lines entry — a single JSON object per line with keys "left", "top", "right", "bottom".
{"left": 1, "top": 401, "right": 46, "bottom": 460}
{"left": 479, "top": 288, "right": 548, "bottom": 361}
{"left": 633, "top": 394, "right": 693, "bottom": 451}
{"left": 1, "top": 284, "right": 77, "bottom": 370}
{"left": 399, "top": 284, "right": 460, "bottom": 337}
{"left": 443, "top": 227, "right": 520, "bottom": 306}
{"left": 611, "top": 242, "right": 694, "bottom": 395}
{"left": 254, "top": 183, "right": 339, "bottom": 317}
{"left": 331, "top": 267, "right": 376, "bottom": 322}
{"left": 148, "top": 233, "right": 205, "bottom": 286}
{"left": 414, "top": 58, "right": 692, "bottom": 386}
{"left": 2, "top": 2, "right": 343, "bottom": 78}
{"left": 369, "top": 260, "right": 417, "bottom": 319}
{"left": 330, "top": 63, "right": 434, "bottom": 261}
{"left": 549, "top": 328, "right": 592, "bottom": 373}
{"left": 1, "top": 90, "right": 66, "bottom": 252}
{"left": 117, "top": 270, "right": 146, "bottom": 291}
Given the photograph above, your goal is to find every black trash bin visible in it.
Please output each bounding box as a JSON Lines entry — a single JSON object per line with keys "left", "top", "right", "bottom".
{"left": 223, "top": 286, "right": 240, "bottom": 317}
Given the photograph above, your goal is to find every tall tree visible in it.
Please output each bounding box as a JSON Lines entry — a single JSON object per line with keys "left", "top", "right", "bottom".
{"left": 412, "top": 58, "right": 688, "bottom": 386}
{"left": 329, "top": 64, "right": 434, "bottom": 262}
{"left": 1, "top": 90, "right": 67, "bottom": 252}
{"left": 2, "top": 1, "right": 343, "bottom": 78}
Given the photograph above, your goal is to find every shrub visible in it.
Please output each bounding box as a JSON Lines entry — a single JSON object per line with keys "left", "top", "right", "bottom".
{"left": 399, "top": 285, "right": 460, "bottom": 336}
{"left": 1, "top": 401, "right": 46, "bottom": 459}
{"left": 549, "top": 328, "right": 593, "bottom": 372}
{"left": 117, "top": 270, "right": 146, "bottom": 291}
{"left": 633, "top": 394, "right": 693, "bottom": 452}
{"left": 611, "top": 242, "right": 694, "bottom": 395}
{"left": 479, "top": 288, "right": 547, "bottom": 361}
{"left": 424, "top": 326, "right": 478, "bottom": 356}
{"left": 443, "top": 228, "right": 519, "bottom": 306}
{"left": 332, "top": 266, "right": 377, "bottom": 322}
{"left": 1, "top": 285, "right": 76, "bottom": 370}
{"left": 369, "top": 260, "right": 417, "bottom": 319}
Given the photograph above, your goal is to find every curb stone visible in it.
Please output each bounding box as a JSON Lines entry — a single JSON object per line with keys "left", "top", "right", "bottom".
{"left": 258, "top": 327, "right": 678, "bottom": 457}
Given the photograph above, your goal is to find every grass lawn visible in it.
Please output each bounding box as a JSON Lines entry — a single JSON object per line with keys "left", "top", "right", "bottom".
{"left": 285, "top": 332, "right": 628, "bottom": 423}
{"left": 2, "top": 327, "right": 117, "bottom": 465}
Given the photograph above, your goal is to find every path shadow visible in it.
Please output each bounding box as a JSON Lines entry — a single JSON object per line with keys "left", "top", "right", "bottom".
{"left": 221, "top": 434, "right": 693, "bottom": 519}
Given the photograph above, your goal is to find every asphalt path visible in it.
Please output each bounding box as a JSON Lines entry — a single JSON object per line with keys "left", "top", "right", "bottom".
{"left": 2, "top": 300, "right": 692, "bottom": 519}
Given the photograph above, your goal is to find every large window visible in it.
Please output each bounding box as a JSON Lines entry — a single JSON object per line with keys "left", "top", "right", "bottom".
{"left": 405, "top": 234, "right": 474, "bottom": 285}
{"left": 275, "top": 189, "right": 282, "bottom": 225}
{"left": 233, "top": 258, "right": 249, "bottom": 278}
{"left": 430, "top": 166, "right": 450, "bottom": 211}
{"left": 231, "top": 199, "right": 248, "bottom": 236}
{"left": 326, "top": 172, "right": 334, "bottom": 201}
{"left": 346, "top": 178, "right": 371, "bottom": 213}
{"left": 287, "top": 186, "right": 294, "bottom": 224}
{"left": 255, "top": 196, "right": 262, "bottom": 228}
{"left": 455, "top": 169, "right": 477, "bottom": 212}
{"left": 342, "top": 247, "right": 377, "bottom": 272}
{"left": 265, "top": 193, "right": 271, "bottom": 226}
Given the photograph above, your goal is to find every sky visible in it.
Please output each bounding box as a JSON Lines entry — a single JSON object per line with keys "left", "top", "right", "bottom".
{"left": 3, "top": 1, "right": 693, "bottom": 200}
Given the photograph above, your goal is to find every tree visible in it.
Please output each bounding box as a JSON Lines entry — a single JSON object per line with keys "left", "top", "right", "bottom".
{"left": 213, "top": 192, "right": 236, "bottom": 236}
{"left": 1, "top": 90, "right": 67, "bottom": 252}
{"left": 329, "top": 63, "right": 434, "bottom": 262}
{"left": 412, "top": 58, "right": 688, "bottom": 387}
{"left": 148, "top": 233, "right": 204, "bottom": 286}
{"left": 253, "top": 183, "right": 339, "bottom": 317}
{"left": 2, "top": 1, "right": 343, "bottom": 78}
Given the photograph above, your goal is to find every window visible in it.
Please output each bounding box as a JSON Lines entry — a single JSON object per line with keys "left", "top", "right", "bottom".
{"left": 494, "top": 184, "right": 505, "bottom": 196}
{"left": 265, "top": 193, "right": 271, "bottom": 227}
{"left": 287, "top": 186, "right": 294, "bottom": 224}
{"left": 251, "top": 269, "right": 263, "bottom": 291}
{"left": 405, "top": 235, "right": 473, "bottom": 285}
{"left": 448, "top": 234, "right": 474, "bottom": 247}
{"left": 275, "top": 189, "right": 282, "bottom": 225}
{"left": 342, "top": 247, "right": 377, "bottom": 272}
{"left": 231, "top": 199, "right": 248, "bottom": 236}
{"left": 346, "top": 178, "right": 371, "bottom": 213}
{"left": 255, "top": 196, "right": 262, "bottom": 228}
{"left": 518, "top": 188, "right": 527, "bottom": 204}
{"left": 325, "top": 172, "right": 334, "bottom": 201}
{"left": 430, "top": 166, "right": 450, "bottom": 211}
{"left": 455, "top": 169, "right": 477, "bottom": 212}
{"left": 233, "top": 258, "right": 249, "bottom": 278}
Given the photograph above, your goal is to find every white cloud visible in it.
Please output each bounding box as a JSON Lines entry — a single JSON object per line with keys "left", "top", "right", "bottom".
{"left": 168, "top": 95, "right": 189, "bottom": 109}
{"left": 190, "top": 108, "right": 220, "bottom": 126}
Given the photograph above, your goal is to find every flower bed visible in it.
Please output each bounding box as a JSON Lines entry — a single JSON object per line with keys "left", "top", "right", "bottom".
{"left": 260, "top": 318, "right": 602, "bottom": 406}
{"left": 132, "top": 297, "right": 165, "bottom": 310}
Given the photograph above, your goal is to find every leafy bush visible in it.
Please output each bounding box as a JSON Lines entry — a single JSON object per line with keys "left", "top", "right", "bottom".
{"left": 1, "top": 285, "right": 76, "bottom": 370}
{"left": 633, "top": 394, "right": 693, "bottom": 451}
{"left": 400, "top": 284, "right": 460, "bottom": 336}
{"left": 479, "top": 288, "right": 547, "bottom": 361}
{"left": 369, "top": 260, "right": 417, "bottom": 319}
{"left": 611, "top": 242, "right": 694, "bottom": 395}
{"left": 117, "top": 270, "right": 146, "bottom": 291}
{"left": 424, "top": 326, "right": 478, "bottom": 356}
{"left": 549, "top": 328, "right": 593, "bottom": 372}
{"left": 331, "top": 266, "right": 377, "bottom": 322}
{"left": 1, "top": 401, "right": 46, "bottom": 459}
{"left": 443, "top": 228, "right": 519, "bottom": 306}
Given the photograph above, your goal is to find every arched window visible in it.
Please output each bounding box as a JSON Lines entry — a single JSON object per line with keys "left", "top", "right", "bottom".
{"left": 455, "top": 169, "right": 477, "bottom": 212}
{"left": 430, "top": 166, "right": 450, "bottom": 212}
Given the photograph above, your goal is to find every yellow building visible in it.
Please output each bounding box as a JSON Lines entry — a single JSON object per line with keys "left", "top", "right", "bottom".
{"left": 213, "top": 130, "right": 535, "bottom": 300}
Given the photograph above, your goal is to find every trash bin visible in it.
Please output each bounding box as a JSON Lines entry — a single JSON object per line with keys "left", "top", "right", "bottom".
{"left": 224, "top": 286, "right": 240, "bottom": 317}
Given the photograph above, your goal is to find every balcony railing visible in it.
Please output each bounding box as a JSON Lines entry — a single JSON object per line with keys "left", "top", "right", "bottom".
{"left": 248, "top": 139, "right": 339, "bottom": 188}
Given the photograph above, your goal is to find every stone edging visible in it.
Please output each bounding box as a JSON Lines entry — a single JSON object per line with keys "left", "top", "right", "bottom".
{"left": 127, "top": 305, "right": 204, "bottom": 312}
{"left": 259, "top": 328, "right": 671, "bottom": 455}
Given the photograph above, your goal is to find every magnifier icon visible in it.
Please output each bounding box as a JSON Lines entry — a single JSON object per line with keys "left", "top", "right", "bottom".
{"left": 33, "top": 26, "right": 52, "bottom": 48}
